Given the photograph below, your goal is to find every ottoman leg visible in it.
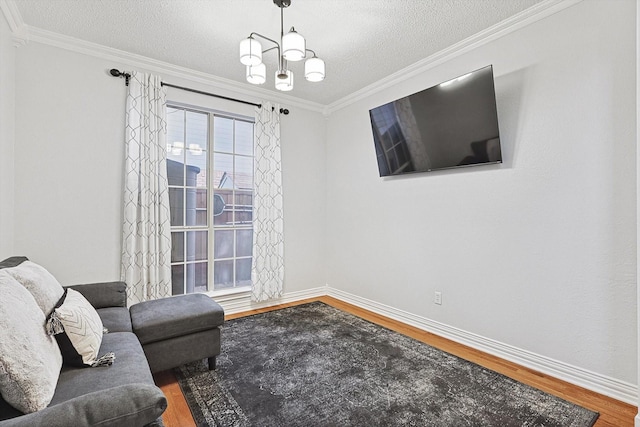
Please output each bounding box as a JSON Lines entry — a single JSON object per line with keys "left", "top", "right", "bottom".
{"left": 208, "top": 356, "right": 216, "bottom": 370}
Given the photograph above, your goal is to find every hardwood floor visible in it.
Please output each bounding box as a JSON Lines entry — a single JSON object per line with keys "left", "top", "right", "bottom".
{"left": 154, "top": 296, "right": 637, "bottom": 427}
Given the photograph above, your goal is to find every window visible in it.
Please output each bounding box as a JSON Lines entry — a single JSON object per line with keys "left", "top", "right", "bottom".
{"left": 166, "top": 106, "right": 254, "bottom": 295}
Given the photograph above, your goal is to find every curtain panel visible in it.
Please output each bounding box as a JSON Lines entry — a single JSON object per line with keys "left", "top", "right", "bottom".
{"left": 120, "top": 72, "right": 173, "bottom": 305}
{"left": 251, "top": 102, "right": 285, "bottom": 302}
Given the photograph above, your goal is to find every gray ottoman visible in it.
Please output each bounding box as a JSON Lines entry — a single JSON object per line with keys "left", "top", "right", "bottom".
{"left": 130, "top": 293, "right": 224, "bottom": 373}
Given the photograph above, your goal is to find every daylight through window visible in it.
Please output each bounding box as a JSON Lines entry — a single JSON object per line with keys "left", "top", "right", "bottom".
{"left": 166, "top": 106, "right": 254, "bottom": 295}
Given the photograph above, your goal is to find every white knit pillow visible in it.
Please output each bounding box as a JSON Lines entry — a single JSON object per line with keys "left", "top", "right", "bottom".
{"left": 0, "top": 271, "right": 63, "bottom": 413}
{"left": 48, "top": 289, "right": 114, "bottom": 368}
{"left": 4, "top": 261, "right": 64, "bottom": 316}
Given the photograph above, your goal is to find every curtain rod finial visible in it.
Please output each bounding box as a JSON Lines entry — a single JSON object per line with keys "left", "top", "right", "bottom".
{"left": 110, "top": 68, "right": 131, "bottom": 86}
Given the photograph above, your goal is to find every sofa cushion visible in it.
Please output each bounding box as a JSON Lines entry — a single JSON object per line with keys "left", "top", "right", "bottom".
{"left": 0, "top": 396, "right": 21, "bottom": 421}
{"left": 1, "top": 384, "right": 166, "bottom": 427}
{"left": 48, "top": 289, "right": 114, "bottom": 368}
{"left": 66, "top": 281, "right": 128, "bottom": 309}
{"left": 3, "top": 260, "right": 64, "bottom": 316}
{"left": 130, "top": 293, "right": 224, "bottom": 344}
{"left": 50, "top": 332, "right": 154, "bottom": 405}
{"left": 0, "top": 271, "right": 63, "bottom": 413}
{"left": 97, "top": 306, "right": 133, "bottom": 333}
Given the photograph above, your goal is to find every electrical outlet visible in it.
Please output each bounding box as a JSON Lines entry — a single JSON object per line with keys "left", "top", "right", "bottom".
{"left": 434, "top": 291, "right": 442, "bottom": 305}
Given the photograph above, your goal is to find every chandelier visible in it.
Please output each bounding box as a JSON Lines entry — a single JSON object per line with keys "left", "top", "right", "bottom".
{"left": 239, "top": 0, "right": 325, "bottom": 92}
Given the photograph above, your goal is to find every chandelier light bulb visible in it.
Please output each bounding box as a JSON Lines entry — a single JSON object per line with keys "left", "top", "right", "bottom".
{"left": 188, "top": 144, "right": 203, "bottom": 155}
{"left": 282, "top": 27, "right": 306, "bottom": 62}
{"left": 305, "top": 56, "right": 325, "bottom": 82}
{"left": 239, "top": 1, "right": 324, "bottom": 91}
{"left": 246, "top": 63, "right": 266, "bottom": 85}
{"left": 239, "top": 37, "right": 262, "bottom": 66}
{"left": 275, "top": 69, "right": 293, "bottom": 91}
{"left": 171, "top": 141, "right": 184, "bottom": 156}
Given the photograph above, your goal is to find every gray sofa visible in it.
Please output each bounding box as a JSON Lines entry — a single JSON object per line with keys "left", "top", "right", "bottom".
{"left": 0, "top": 280, "right": 167, "bottom": 427}
{"left": 0, "top": 255, "right": 225, "bottom": 427}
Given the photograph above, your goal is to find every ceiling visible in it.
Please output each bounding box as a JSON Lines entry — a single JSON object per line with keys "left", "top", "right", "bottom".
{"left": 11, "top": 0, "right": 545, "bottom": 106}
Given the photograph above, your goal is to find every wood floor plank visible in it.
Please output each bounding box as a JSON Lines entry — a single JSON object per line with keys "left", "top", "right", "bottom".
{"left": 154, "top": 370, "right": 197, "bottom": 427}
{"left": 155, "top": 296, "right": 636, "bottom": 427}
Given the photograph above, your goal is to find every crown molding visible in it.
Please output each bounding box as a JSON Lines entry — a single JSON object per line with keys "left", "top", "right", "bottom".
{"left": 24, "top": 25, "right": 325, "bottom": 113}
{"left": 0, "top": 0, "right": 22, "bottom": 33}
{"left": 0, "top": 0, "right": 28, "bottom": 46}
{"left": 4, "top": 12, "right": 325, "bottom": 113}
{"left": 324, "top": 0, "right": 584, "bottom": 115}
{"left": 2, "top": 0, "right": 583, "bottom": 115}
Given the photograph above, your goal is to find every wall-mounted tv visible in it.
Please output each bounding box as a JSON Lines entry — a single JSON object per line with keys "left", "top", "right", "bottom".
{"left": 369, "top": 65, "right": 502, "bottom": 176}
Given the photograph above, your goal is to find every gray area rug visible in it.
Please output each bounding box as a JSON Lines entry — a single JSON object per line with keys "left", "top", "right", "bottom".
{"left": 175, "top": 302, "right": 598, "bottom": 427}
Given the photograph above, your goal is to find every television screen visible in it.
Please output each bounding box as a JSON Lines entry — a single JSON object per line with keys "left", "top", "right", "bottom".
{"left": 369, "top": 65, "right": 502, "bottom": 176}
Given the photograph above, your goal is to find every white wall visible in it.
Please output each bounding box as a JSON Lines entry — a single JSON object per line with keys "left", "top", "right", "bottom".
{"left": 13, "top": 42, "right": 326, "bottom": 293}
{"left": 14, "top": 44, "right": 125, "bottom": 283}
{"left": 7, "top": 0, "right": 637, "bottom": 398}
{"left": 278, "top": 106, "right": 326, "bottom": 293}
{"left": 325, "top": 0, "right": 637, "bottom": 386}
{"left": 637, "top": 0, "right": 640, "bottom": 420}
{"left": 0, "top": 12, "right": 15, "bottom": 259}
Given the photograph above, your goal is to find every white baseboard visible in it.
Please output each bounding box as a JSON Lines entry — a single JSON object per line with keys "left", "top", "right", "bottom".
{"left": 210, "top": 285, "right": 637, "bottom": 406}
{"left": 325, "top": 287, "right": 638, "bottom": 406}
{"left": 635, "top": 413, "right": 640, "bottom": 427}
{"left": 213, "top": 285, "right": 328, "bottom": 315}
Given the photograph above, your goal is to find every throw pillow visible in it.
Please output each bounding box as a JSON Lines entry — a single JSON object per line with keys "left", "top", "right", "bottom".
{"left": 4, "top": 260, "right": 64, "bottom": 316}
{"left": 47, "top": 289, "right": 115, "bottom": 368}
{"left": 0, "top": 256, "right": 28, "bottom": 269}
{"left": 0, "top": 271, "right": 63, "bottom": 413}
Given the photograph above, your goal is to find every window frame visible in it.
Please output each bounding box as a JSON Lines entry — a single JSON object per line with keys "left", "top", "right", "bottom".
{"left": 167, "top": 101, "right": 255, "bottom": 297}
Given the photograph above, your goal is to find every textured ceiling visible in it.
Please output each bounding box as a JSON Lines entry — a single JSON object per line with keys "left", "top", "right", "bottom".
{"left": 13, "top": 0, "right": 545, "bottom": 105}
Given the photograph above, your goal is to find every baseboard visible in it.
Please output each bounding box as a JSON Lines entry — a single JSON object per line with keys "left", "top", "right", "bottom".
{"left": 326, "top": 287, "right": 638, "bottom": 406}
{"left": 210, "top": 285, "right": 637, "bottom": 406}
{"left": 213, "top": 285, "right": 328, "bottom": 315}
{"left": 635, "top": 413, "right": 640, "bottom": 427}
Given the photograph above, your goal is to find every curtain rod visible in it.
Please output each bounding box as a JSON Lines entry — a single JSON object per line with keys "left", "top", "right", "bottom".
{"left": 109, "top": 68, "right": 290, "bottom": 114}
{"left": 161, "top": 82, "right": 261, "bottom": 109}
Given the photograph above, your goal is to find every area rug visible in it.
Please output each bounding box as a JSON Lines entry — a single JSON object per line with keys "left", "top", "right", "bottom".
{"left": 174, "top": 302, "right": 598, "bottom": 427}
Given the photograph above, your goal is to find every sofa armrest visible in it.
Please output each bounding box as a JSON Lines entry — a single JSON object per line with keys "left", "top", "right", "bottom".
{"left": 64, "top": 281, "right": 128, "bottom": 308}
{"left": 0, "top": 383, "right": 166, "bottom": 427}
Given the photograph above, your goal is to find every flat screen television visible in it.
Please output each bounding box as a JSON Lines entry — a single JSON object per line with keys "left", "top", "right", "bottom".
{"left": 369, "top": 65, "right": 502, "bottom": 176}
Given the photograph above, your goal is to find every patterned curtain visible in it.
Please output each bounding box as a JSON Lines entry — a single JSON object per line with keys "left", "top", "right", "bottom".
{"left": 120, "top": 72, "right": 172, "bottom": 305}
{"left": 251, "top": 102, "right": 285, "bottom": 302}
